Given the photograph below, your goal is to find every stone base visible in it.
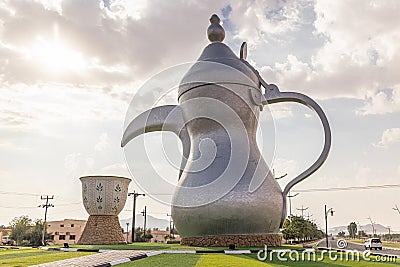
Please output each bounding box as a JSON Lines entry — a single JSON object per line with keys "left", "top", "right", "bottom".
{"left": 181, "top": 233, "right": 282, "bottom": 247}
{"left": 78, "top": 215, "right": 126, "bottom": 245}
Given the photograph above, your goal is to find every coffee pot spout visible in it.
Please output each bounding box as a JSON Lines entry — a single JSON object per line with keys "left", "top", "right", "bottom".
{"left": 122, "top": 105, "right": 190, "bottom": 179}
{"left": 121, "top": 105, "right": 186, "bottom": 147}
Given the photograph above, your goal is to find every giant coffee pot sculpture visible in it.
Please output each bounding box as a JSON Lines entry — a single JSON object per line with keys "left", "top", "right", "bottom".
{"left": 122, "top": 15, "right": 331, "bottom": 246}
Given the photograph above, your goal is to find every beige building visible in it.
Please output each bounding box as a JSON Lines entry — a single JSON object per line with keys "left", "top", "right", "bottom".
{"left": 150, "top": 230, "right": 181, "bottom": 243}
{"left": 150, "top": 230, "right": 169, "bottom": 243}
{"left": 46, "top": 219, "right": 86, "bottom": 245}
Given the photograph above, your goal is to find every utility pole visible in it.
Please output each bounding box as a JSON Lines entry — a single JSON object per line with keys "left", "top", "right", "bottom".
{"left": 126, "top": 222, "right": 130, "bottom": 243}
{"left": 167, "top": 213, "right": 175, "bottom": 238}
{"left": 387, "top": 226, "right": 391, "bottom": 240}
{"left": 356, "top": 221, "right": 364, "bottom": 237}
{"left": 141, "top": 206, "right": 147, "bottom": 240}
{"left": 297, "top": 205, "right": 309, "bottom": 218}
{"left": 306, "top": 213, "right": 313, "bottom": 221}
{"left": 287, "top": 191, "right": 299, "bottom": 218}
{"left": 128, "top": 191, "right": 145, "bottom": 243}
{"left": 367, "top": 216, "right": 375, "bottom": 237}
{"left": 38, "top": 195, "right": 54, "bottom": 246}
{"left": 324, "top": 205, "right": 334, "bottom": 248}
{"left": 393, "top": 205, "right": 400, "bottom": 215}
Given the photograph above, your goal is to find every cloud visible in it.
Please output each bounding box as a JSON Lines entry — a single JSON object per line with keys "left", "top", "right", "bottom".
{"left": 354, "top": 163, "right": 371, "bottom": 181}
{"left": 64, "top": 152, "right": 82, "bottom": 171}
{"left": 269, "top": 104, "right": 293, "bottom": 120}
{"left": 94, "top": 132, "right": 110, "bottom": 152}
{"left": 100, "top": 162, "right": 130, "bottom": 177}
{"left": 248, "top": 1, "right": 400, "bottom": 99}
{"left": 373, "top": 128, "right": 400, "bottom": 148}
{"left": 1, "top": 0, "right": 399, "bottom": 101}
{"left": 64, "top": 152, "right": 95, "bottom": 174}
{"left": 356, "top": 87, "right": 400, "bottom": 115}
{"left": 0, "top": 0, "right": 228, "bottom": 85}
{"left": 227, "top": 0, "right": 313, "bottom": 43}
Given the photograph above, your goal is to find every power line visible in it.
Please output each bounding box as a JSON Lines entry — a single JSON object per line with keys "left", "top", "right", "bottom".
{"left": 292, "top": 184, "right": 400, "bottom": 193}
{"left": 148, "top": 184, "right": 400, "bottom": 195}
{"left": 0, "top": 205, "right": 37, "bottom": 209}
{"left": 0, "top": 191, "right": 40, "bottom": 196}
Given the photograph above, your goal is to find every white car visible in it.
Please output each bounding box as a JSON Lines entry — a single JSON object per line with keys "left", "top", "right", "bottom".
{"left": 364, "top": 238, "right": 383, "bottom": 250}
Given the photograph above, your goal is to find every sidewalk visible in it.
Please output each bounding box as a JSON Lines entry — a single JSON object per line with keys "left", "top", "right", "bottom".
{"left": 30, "top": 250, "right": 148, "bottom": 267}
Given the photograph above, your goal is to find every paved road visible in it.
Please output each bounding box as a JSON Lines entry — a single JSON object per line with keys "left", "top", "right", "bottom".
{"left": 317, "top": 238, "right": 400, "bottom": 256}
{"left": 31, "top": 250, "right": 148, "bottom": 267}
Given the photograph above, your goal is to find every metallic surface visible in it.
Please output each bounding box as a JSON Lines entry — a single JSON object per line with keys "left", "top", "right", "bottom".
{"left": 121, "top": 14, "right": 331, "bottom": 238}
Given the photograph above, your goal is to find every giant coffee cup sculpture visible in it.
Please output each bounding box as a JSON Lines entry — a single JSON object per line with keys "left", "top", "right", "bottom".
{"left": 78, "top": 176, "right": 131, "bottom": 244}
{"left": 122, "top": 15, "right": 331, "bottom": 246}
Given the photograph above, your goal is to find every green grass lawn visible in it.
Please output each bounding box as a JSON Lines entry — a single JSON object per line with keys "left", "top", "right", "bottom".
{"left": 0, "top": 248, "right": 94, "bottom": 267}
{"left": 348, "top": 239, "right": 400, "bottom": 249}
{"left": 119, "top": 251, "right": 400, "bottom": 266}
{"left": 3, "top": 243, "right": 398, "bottom": 266}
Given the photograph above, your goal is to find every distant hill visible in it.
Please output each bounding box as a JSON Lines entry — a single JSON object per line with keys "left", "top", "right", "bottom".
{"left": 120, "top": 215, "right": 170, "bottom": 231}
{"left": 330, "top": 223, "right": 392, "bottom": 235}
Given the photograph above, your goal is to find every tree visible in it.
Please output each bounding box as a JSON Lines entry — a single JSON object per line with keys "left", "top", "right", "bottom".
{"left": 358, "top": 230, "right": 367, "bottom": 238}
{"left": 9, "top": 215, "right": 32, "bottom": 246}
{"left": 347, "top": 222, "right": 357, "bottom": 239}
{"left": 29, "top": 220, "right": 48, "bottom": 246}
{"left": 9, "top": 216, "right": 49, "bottom": 246}
{"left": 282, "top": 216, "right": 324, "bottom": 242}
{"left": 338, "top": 231, "right": 346, "bottom": 237}
{"left": 140, "top": 229, "right": 153, "bottom": 241}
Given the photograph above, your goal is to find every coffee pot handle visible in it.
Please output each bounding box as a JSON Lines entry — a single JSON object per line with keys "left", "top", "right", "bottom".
{"left": 261, "top": 82, "right": 332, "bottom": 197}
{"left": 260, "top": 81, "right": 331, "bottom": 227}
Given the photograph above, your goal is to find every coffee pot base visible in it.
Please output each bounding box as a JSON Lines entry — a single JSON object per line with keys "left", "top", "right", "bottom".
{"left": 181, "top": 233, "right": 282, "bottom": 247}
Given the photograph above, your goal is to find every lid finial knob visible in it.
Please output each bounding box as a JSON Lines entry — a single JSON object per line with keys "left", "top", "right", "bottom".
{"left": 207, "top": 14, "right": 225, "bottom": 42}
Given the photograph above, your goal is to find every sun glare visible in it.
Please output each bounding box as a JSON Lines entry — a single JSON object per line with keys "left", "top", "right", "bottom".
{"left": 29, "top": 36, "right": 86, "bottom": 74}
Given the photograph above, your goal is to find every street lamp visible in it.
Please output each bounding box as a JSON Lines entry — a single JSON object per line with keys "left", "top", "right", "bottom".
{"left": 128, "top": 191, "right": 145, "bottom": 243}
{"left": 126, "top": 222, "right": 130, "bottom": 243}
{"left": 324, "top": 205, "right": 334, "bottom": 248}
{"left": 167, "top": 213, "right": 173, "bottom": 238}
{"left": 287, "top": 191, "right": 299, "bottom": 218}
{"left": 367, "top": 216, "right": 375, "bottom": 237}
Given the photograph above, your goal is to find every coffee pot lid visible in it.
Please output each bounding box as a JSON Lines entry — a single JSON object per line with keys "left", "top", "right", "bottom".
{"left": 178, "top": 14, "right": 261, "bottom": 99}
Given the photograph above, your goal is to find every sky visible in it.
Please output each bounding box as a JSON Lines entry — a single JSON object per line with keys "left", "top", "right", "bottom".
{"left": 0, "top": 0, "right": 399, "bottom": 233}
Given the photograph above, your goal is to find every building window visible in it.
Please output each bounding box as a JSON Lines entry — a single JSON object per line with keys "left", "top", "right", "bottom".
{"left": 47, "top": 225, "right": 51, "bottom": 227}
{"left": 71, "top": 224, "right": 74, "bottom": 227}
{"left": 60, "top": 224, "right": 64, "bottom": 227}
{"left": 59, "top": 235, "right": 66, "bottom": 240}
{"left": 50, "top": 235, "right": 54, "bottom": 240}
{"left": 69, "top": 235, "right": 76, "bottom": 240}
